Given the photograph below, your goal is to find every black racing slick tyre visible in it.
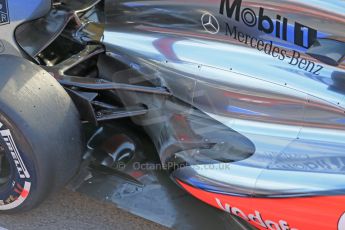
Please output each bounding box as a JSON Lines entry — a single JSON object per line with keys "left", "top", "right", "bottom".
{"left": 0, "top": 55, "right": 82, "bottom": 212}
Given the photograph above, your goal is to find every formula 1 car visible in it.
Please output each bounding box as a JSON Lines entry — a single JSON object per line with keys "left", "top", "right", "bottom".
{"left": 0, "top": 0, "right": 344, "bottom": 229}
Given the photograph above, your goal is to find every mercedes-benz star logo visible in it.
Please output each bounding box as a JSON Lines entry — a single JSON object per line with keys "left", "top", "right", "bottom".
{"left": 201, "top": 12, "right": 220, "bottom": 35}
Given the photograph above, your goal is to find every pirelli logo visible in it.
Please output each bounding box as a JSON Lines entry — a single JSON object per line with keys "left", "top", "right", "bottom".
{"left": 0, "top": 129, "right": 30, "bottom": 179}
{"left": 0, "top": 0, "right": 9, "bottom": 26}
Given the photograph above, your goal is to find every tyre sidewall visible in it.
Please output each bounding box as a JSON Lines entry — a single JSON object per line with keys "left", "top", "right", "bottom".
{"left": 0, "top": 112, "right": 39, "bottom": 212}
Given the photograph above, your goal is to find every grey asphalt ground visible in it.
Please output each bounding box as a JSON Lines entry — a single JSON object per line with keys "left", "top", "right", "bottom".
{"left": 0, "top": 189, "right": 168, "bottom": 230}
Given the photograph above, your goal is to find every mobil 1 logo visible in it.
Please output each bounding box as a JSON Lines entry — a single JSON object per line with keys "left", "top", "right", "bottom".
{"left": 220, "top": 0, "right": 318, "bottom": 49}
{"left": 0, "top": 0, "right": 9, "bottom": 26}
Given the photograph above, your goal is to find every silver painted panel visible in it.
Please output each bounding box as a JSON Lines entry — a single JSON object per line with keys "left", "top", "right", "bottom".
{"left": 103, "top": 0, "right": 345, "bottom": 198}
{"left": 0, "top": 0, "right": 51, "bottom": 56}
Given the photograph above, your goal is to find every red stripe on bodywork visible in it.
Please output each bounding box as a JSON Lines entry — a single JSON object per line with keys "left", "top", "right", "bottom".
{"left": 178, "top": 180, "right": 345, "bottom": 230}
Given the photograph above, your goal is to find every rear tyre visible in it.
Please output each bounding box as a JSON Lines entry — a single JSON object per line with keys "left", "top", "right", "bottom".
{"left": 0, "top": 55, "right": 82, "bottom": 212}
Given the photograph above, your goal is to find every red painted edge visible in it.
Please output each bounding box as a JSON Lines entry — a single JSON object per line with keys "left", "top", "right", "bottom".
{"left": 177, "top": 180, "right": 345, "bottom": 230}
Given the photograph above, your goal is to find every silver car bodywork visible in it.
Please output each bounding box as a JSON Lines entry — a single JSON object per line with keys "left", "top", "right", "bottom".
{"left": 6, "top": 0, "right": 345, "bottom": 229}
{"left": 0, "top": 0, "right": 50, "bottom": 55}
{"left": 100, "top": 1, "right": 345, "bottom": 229}
{"left": 103, "top": 0, "right": 345, "bottom": 197}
